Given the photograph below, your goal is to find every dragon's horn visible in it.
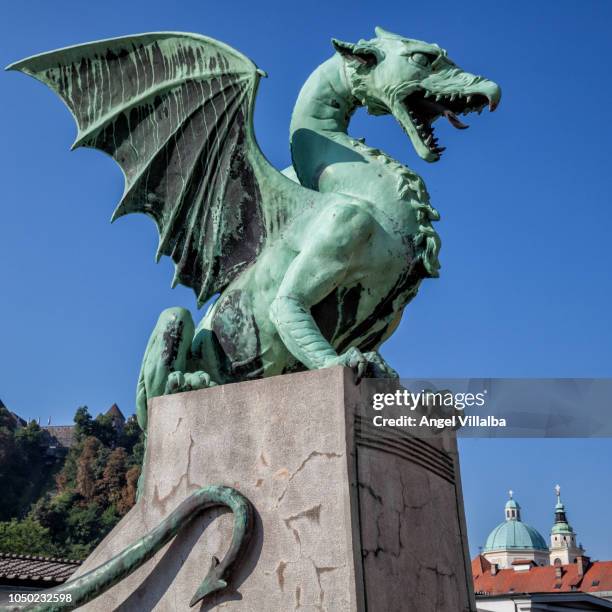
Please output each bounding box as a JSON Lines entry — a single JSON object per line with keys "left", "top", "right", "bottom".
{"left": 332, "top": 38, "right": 381, "bottom": 64}
{"left": 331, "top": 38, "right": 358, "bottom": 55}
{"left": 374, "top": 26, "right": 404, "bottom": 39}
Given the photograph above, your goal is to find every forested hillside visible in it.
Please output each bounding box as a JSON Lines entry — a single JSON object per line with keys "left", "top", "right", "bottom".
{"left": 0, "top": 403, "right": 143, "bottom": 559}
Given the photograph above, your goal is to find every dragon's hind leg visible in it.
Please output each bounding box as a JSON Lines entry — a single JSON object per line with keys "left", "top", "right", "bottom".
{"left": 136, "top": 307, "right": 216, "bottom": 433}
{"left": 135, "top": 307, "right": 217, "bottom": 499}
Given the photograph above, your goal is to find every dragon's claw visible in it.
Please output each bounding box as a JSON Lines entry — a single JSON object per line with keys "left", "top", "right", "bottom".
{"left": 325, "top": 348, "right": 399, "bottom": 383}
{"left": 165, "top": 370, "right": 216, "bottom": 395}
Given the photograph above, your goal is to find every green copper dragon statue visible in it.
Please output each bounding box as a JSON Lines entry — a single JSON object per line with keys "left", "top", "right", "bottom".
{"left": 7, "top": 27, "right": 500, "bottom": 610}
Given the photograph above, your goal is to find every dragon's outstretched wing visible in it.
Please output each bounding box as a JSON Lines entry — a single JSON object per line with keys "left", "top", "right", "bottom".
{"left": 9, "top": 32, "right": 294, "bottom": 307}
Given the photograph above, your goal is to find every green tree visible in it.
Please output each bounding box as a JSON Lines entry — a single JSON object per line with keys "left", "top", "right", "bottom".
{"left": 0, "top": 518, "right": 60, "bottom": 557}
{"left": 0, "top": 411, "right": 60, "bottom": 521}
{"left": 14, "top": 420, "right": 46, "bottom": 458}
{"left": 74, "top": 406, "right": 94, "bottom": 440}
{"left": 91, "top": 413, "right": 118, "bottom": 448}
{"left": 65, "top": 504, "right": 101, "bottom": 546}
{"left": 1, "top": 403, "right": 144, "bottom": 559}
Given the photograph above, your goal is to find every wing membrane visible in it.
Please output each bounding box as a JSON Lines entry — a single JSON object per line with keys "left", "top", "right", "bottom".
{"left": 9, "top": 33, "right": 270, "bottom": 306}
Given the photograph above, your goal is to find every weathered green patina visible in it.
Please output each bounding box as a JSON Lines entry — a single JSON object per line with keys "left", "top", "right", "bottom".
{"left": 8, "top": 27, "right": 500, "bottom": 406}
{"left": 1, "top": 486, "right": 253, "bottom": 610}
{"left": 7, "top": 27, "right": 500, "bottom": 606}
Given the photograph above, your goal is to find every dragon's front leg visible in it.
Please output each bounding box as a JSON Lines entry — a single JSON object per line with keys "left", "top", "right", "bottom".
{"left": 3, "top": 486, "right": 253, "bottom": 612}
{"left": 270, "top": 296, "right": 397, "bottom": 380}
{"left": 269, "top": 203, "right": 399, "bottom": 381}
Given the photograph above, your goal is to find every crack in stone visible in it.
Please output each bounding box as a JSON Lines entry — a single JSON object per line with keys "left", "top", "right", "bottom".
{"left": 275, "top": 555, "right": 345, "bottom": 610}
{"left": 295, "top": 585, "right": 301, "bottom": 609}
{"left": 312, "top": 558, "right": 325, "bottom": 610}
{"left": 358, "top": 481, "right": 383, "bottom": 504}
{"left": 151, "top": 434, "right": 196, "bottom": 513}
{"left": 276, "top": 560, "right": 287, "bottom": 592}
{"left": 285, "top": 522, "right": 301, "bottom": 547}
{"left": 277, "top": 451, "right": 342, "bottom": 505}
{"left": 362, "top": 491, "right": 405, "bottom": 560}
{"left": 282, "top": 504, "right": 322, "bottom": 546}
{"left": 284, "top": 504, "right": 322, "bottom": 525}
{"left": 172, "top": 416, "right": 183, "bottom": 435}
{"left": 397, "top": 509, "right": 403, "bottom": 552}
{"left": 312, "top": 560, "right": 342, "bottom": 610}
{"left": 402, "top": 543, "right": 457, "bottom": 609}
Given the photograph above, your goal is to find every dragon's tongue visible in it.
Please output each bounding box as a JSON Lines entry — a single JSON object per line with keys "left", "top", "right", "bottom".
{"left": 444, "top": 109, "right": 469, "bottom": 130}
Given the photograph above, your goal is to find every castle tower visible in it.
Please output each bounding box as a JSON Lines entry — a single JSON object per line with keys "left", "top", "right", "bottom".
{"left": 549, "top": 484, "right": 584, "bottom": 565}
{"left": 482, "top": 490, "right": 550, "bottom": 569}
{"left": 105, "top": 403, "right": 126, "bottom": 430}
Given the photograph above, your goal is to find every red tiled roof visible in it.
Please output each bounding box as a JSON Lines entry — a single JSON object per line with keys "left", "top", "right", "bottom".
{"left": 472, "top": 555, "right": 612, "bottom": 595}
{"left": 583, "top": 562, "right": 612, "bottom": 592}
{"left": 0, "top": 553, "right": 81, "bottom": 586}
{"left": 473, "top": 555, "right": 492, "bottom": 576}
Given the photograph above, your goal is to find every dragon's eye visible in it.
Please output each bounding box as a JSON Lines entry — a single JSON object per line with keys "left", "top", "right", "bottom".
{"left": 410, "top": 53, "right": 433, "bottom": 68}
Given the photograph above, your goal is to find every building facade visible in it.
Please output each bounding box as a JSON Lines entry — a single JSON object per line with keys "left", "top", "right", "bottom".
{"left": 474, "top": 487, "right": 612, "bottom": 611}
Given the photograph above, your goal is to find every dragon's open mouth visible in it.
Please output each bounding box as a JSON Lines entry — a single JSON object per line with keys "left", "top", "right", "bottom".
{"left": 403, "top": 90, "right": 493, "bottom": 158}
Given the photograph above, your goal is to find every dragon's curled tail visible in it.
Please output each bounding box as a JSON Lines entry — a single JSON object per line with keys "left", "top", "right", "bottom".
{"left": 3, "top": 486, "right": 253, "bottom": 612}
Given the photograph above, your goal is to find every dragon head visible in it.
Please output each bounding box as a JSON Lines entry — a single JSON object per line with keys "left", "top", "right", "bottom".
{"left": 332, "top": 27, "right": 501, "bottom": 162}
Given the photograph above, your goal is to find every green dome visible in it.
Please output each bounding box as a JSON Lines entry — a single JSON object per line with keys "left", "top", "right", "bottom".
{"left": 483, "top": 520, "right": 548, "bottom": 552}
{"left": 551, "top": 522, "right": 573, "bottom": 535}
{"left": 484, "top": 493, "right": 548, "bottom": 553}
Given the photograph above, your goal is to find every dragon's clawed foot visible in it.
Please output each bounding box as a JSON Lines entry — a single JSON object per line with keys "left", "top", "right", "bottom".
{"left": 325, "top": 347, "right": 399, "bottom": 382}
{"left": 164, "top": 371, "right": 217, "bottom": 394}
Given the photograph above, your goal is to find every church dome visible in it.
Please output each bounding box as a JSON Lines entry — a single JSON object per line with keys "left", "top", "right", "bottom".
{"left": 484, "top": 519, "right": 549, "bottom": 552}
{"left": 483, "top": 492, "right": 548, "bottom": 553}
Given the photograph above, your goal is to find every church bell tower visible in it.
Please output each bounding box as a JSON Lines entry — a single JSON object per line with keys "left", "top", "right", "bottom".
{"left": 549, "top": 485, "right": 585, "bottom": 565}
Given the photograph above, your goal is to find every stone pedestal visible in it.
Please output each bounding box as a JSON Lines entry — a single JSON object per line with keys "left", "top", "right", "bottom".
{"left": 73, "top": 367, "right": 475, "bottom": 611}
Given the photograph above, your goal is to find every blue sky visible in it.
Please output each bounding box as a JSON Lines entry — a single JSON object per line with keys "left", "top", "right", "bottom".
{"left": 1, "top": 1, "right": 611, "bottom": 559}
